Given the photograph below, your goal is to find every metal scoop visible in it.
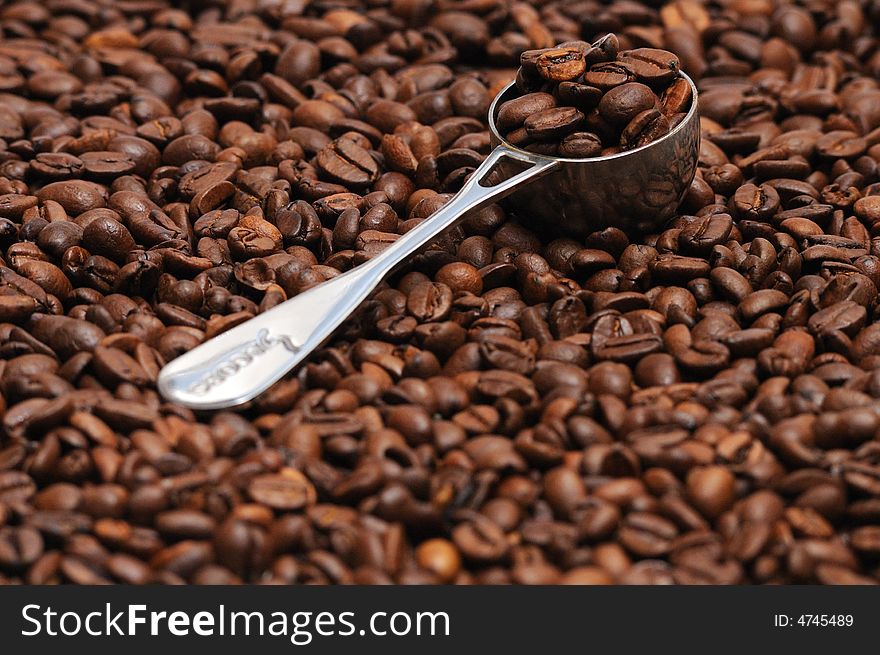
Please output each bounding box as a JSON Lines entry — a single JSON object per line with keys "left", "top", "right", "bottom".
{"left": 158, "top": 74, "right": 701, "bottom": 410}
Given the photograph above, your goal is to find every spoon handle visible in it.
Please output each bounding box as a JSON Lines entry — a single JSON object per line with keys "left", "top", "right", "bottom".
{"left": 158, "top": 145, "right": 559, "bottom": 410}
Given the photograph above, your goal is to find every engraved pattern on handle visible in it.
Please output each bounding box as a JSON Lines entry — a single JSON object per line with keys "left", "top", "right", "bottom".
{"left": 157, "top": 146, "right": 559, "bottom": 410}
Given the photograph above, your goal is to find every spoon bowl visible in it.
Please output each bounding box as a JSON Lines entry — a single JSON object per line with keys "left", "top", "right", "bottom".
{"left": 485, "top": 75, "right": 701, "bottom": 237}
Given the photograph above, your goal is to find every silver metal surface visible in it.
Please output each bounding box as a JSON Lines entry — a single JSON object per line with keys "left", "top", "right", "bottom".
{"left": 158, "top": 74, "right": 701, "bottom": 410}
{"left": 486, "top": 75, "right": 701, "bottom": 236}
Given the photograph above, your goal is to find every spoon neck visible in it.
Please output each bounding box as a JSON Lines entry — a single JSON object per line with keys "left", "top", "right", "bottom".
{"left": 367, "top": 146, "right": 558, "bottom": 275}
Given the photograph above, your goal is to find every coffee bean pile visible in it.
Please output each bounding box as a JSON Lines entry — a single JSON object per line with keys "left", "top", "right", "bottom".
{"left": 498, "top": 36, "right": 691, "bottom": 156}
{"left": 1, "top": 0, "right": 880, "bottom": 585}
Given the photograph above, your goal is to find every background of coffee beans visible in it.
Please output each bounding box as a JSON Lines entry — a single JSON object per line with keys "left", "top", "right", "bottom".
{"left": 2, "top": 0, "right": 880, "bottom": 585}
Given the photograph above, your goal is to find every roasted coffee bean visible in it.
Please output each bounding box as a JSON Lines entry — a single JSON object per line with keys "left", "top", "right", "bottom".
{"left": 416, "top": 539, "right": 461, "bottom": 583}
{"left": 534, "top": 46, "right": 588, "bottom": 82}
{"left": 316, "top": 137, "right": 380, "bottom": 189}
{"left": 621, "top": 109, "right": 670, "bottom": 150}
{"left": 661, "top": 78, "right": 693, "bottom": 116}
{"left": 82, "top": 216, "right": 136, "bottom": 264}
{"left": 496, "top": 93, "right": 557, "bottom": 133}
{"left": 732, "top": 184, "right": 780, "bottom": 221}
{"left": 0, "top": 471, "right": 37, "bottom": 504}
{"left": 36, "top": 181, "right": 108, "bottom": 215}
{"left": 678, "top": 214, "right": 733, "bottom": 255}
{"left": 599, "top": 83, "right": 656, "bottom": 127}
{"left": 248, "top": 470, "right": 317, "bottom": 511}
{"left": 686, "top": 466, "right": 736, "bottom": 519}
{"left": 618, "top": 49, "right": 680, "bottom": 86}
{"left": 80, "top": 151, "right": 137, "bottom": 178}
{"left": 407, "top": 282, "right": 453, "bottom": 323}
{"left": 523, "top": 107, "right": 585, "bottom": 141}
{"left": 452, "top": 516, "right": 509, "bottom": 563}
{"left": 552, "top": 130, "right": 601, "bottom": 158}
{"left": 584, "top": 63, "right": 636, "bottom": 91}
{"left": 30, "top": 153, "right": 84, "bottom": 179}
{"left": 555, "top": 83, "right": 602, "bottom": 113}
{"left": 227, "top": 216, "right": 283, "bottom": 260}
{"left": 0, "top": 526, "right": 43, "bottom": 569}
{"left": 619, "top": 512, "right": 677, "bottom": 557}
